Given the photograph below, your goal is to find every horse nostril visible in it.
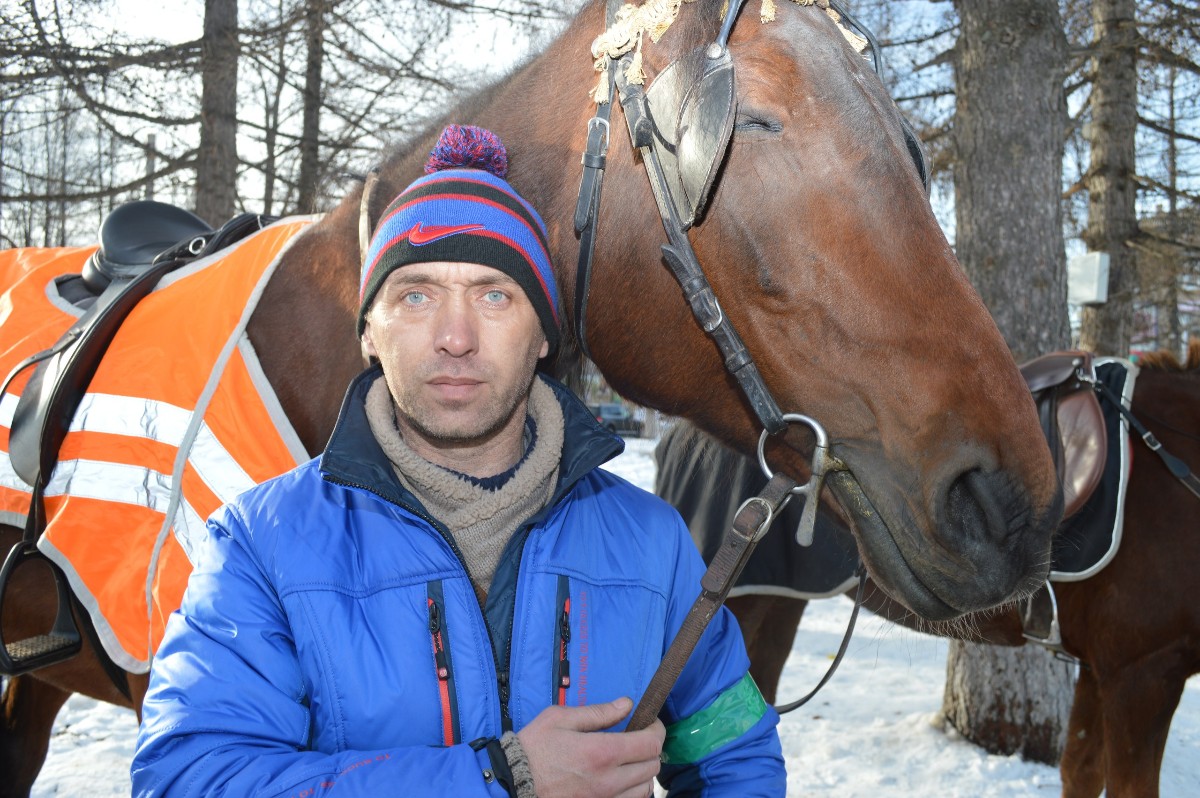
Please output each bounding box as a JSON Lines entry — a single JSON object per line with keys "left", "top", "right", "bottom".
{"left": 944, "top": 469, "right": 1010, "bottom": 544}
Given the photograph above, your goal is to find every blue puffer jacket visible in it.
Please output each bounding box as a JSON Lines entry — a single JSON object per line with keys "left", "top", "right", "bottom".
{"left": 132, "top": 368, "right": 784, "bottom": 796}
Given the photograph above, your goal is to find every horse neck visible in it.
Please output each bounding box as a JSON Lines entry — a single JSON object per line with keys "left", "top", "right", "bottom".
{"left": 247, "top": 199, "right": 364, "bottom": 457}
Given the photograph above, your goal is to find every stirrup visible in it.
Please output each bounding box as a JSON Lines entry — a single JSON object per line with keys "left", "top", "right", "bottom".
{"left": 1021, "top": 580, "right": 1077, "bottom": 664}
{"left": 0, "top": 542, "right": 82, "bottom": 675}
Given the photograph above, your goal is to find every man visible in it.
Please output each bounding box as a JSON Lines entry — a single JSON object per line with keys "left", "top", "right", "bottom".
{"left": 132, "top": 125, "right": 784, "bottom": 797}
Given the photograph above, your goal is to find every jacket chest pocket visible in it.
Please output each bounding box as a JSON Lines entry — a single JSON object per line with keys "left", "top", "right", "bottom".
{"left": 517, "top": 573, "right": 667, "bottom": 724}
{"left": 287, "top": 581, "right": 482, "bottom": 753}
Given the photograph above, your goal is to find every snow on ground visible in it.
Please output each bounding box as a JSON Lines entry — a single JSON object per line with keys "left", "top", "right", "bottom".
{"left": 31, "top": 437, "right": 1199, "bottom": 796}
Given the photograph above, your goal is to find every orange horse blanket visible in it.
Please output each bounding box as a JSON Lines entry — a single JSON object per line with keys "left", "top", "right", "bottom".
{"left": 0, "top": 218, "right": 315, "bottom": 672}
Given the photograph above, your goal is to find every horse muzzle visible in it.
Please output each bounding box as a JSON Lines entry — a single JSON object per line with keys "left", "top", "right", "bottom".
{"left": 825, "top": 464, "right": 1059, "bottom": 621}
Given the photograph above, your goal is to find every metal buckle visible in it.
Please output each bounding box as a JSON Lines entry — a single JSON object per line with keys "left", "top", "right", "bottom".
{"left": 734, "top": 495, "right": 781, "bottom": 543}
{"left": 587, "top": 116, "right": 610, "bottom": 151}
{"left": 1074, "top": 357, "right": 1097, "bottom": 386}
{"left": 757, "top": 413, "right": 840, "bottom": 547}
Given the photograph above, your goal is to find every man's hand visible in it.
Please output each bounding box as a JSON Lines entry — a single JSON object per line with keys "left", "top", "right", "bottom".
{"left": 517, "top": 696, "right": 665, "bottom": 798}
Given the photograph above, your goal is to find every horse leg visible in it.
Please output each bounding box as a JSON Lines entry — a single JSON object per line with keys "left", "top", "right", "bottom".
{"left": 1094, "top": 656, "right": 1188, "bottom": 798}
{"left": 0, "top": 675, "right": 71, "bottom": 798}
{"left": 724, "top": 595, "right": 807, "bottom": 705}
{"left": 1060, "top": 667, "right": 1105, "bottom": 798}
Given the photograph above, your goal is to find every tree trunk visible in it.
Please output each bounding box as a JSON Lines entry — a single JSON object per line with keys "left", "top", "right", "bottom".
{"left": 261, "top": 7, "right": 288, "bottom": 216}
{"left": 1077, "top": 0, "right": 1139, "bottom": 356}
{"left": 946, "top": 0, "right": 1074, "bottom": 766}
{"left": 942, "top": 641, "right": 1075, "bottom": 763}
{"left": 952, "top": 0, "right": 1071, "bottom": 361}
{"left": 1161, "top": 65, "right": 1181, "bottom": 358}
{"left": 296, "top": 0, "right": 326, "bottom": 213}
{"left": 195, "top": 0, "right": 239, "bottom": 226}
{"left": 144, "top": 133, "right": 157, "bottom": 201}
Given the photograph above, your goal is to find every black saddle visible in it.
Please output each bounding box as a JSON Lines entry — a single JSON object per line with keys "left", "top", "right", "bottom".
{"left": 80, "top": 200, "right": 214, "bottom": 293}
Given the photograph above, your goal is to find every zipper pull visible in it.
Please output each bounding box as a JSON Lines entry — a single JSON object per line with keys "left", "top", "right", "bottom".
{"left": 498, "top": 670, "right": 510, "bottom": 704}
{"left": 428, "top": 598, "right": 440, "bottom": 633}
{"left": 498, "top": 670, "right": 512, "bottom": 729}
{"left": 428, "top": 599, "right": 449, "bottom": 679}
{"left": 557, "top": 596, "right": 572, "bottom": 704}
{"left": 435, "top": 646, "right": 450, "bottom": 680}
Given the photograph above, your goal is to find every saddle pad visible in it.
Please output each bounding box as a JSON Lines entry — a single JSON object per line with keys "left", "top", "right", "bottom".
{"left": 0, "top": 218, "right": 315, "bottom": 672}
{"left": 1051, "top": 358, "right": 1138, "bottom": 581}
{"left": 654, "top": 422, "right": 859, "bottom": 599}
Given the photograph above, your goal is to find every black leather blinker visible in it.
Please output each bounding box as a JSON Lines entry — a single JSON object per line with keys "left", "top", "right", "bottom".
{"left": 645, "top": 44, "right": 737, "bottom": 229}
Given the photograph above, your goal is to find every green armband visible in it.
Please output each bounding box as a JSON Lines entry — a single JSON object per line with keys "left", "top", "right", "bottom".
{"left": 661, "top": 673, "right": 769, "bottom": 765}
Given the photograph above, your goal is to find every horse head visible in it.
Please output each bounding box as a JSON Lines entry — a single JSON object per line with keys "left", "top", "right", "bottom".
{"left": 519, "top": 0, "right": 1060, "bottom": 621}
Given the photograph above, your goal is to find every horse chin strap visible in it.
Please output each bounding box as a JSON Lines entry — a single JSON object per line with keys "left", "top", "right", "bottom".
{"left": 774, "top": 565, "right": 867, "bottom": 714}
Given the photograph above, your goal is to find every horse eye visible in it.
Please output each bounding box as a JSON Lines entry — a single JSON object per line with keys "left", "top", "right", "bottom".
{"left": 734, "top": 114, "right": 782, "bottom": 134}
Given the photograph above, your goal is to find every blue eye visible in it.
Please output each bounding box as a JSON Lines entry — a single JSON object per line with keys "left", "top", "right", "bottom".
{"left": 485, "top": 290, "right": 506, "bottom": 303}
{"left": 403, "top": 292, "right": 427, "bottom": 305}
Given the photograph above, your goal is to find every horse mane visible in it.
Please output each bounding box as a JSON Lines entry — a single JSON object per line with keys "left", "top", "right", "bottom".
{"left": 1135, "top": 339, "right": 1200, "bottom": 373}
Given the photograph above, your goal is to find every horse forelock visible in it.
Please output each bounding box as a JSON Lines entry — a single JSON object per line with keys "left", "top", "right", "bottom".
{"left": 588, "top": 0, "right": 865, "bottom": 91}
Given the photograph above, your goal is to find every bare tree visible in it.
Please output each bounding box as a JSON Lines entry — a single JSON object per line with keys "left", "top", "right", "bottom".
{"left": 1, "top": 0, "right": 573, "bottom": 244}
{"left": 1, "top": 0, "right": 201, "bottom": 242}
{"left": 1078, "top": 0, "right": 1140, "bottom": 355}
{"left": 294, "top": 0, "right": 326, "bottom": 212}
{"left": 195, "top": 0, "right": 239, "bottom": 225}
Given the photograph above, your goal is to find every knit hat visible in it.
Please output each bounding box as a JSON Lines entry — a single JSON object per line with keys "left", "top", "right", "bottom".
{"left": 358, "top": 125, "right": 561, "bottom": 358}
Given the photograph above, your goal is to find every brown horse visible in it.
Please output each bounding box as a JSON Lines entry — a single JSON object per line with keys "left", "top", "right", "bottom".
{"left": 0, "top": 1, "right": 1061, "bottom": 793}
{"left": 672, "top": 342, "right": 1200, "bottom": 798}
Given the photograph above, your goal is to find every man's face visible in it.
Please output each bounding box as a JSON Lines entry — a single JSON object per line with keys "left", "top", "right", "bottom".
{"left": 361, "top": 261, "right": 549, "bottom": 451}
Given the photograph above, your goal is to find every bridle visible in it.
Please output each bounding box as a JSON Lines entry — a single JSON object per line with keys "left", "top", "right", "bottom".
{"left": 573, "top": 0, "right": 929, "bottom": 728}
{"left": 574, "top": 0, "right": 929, "bottom": 458}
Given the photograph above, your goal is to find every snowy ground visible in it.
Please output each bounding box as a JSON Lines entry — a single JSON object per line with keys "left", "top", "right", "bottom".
{"left": 30, "top": 437, "right": 1199, "bottom": 796}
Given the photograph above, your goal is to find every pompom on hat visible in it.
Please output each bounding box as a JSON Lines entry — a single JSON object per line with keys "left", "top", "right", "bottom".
{"left": 358, "top": 125, "right": 560, "bottom": 358}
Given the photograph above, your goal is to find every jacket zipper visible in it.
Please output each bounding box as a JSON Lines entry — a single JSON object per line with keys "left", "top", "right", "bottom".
{"left": 497, "top": 524, "right": 536, "bottom": 732}
{"left": 426, "top": 584, "right": 460, "bottom": 746}
{"left": 552, "top": 575, "right": 571, "bottom": 706}
{"left": 325, "top": 475, "right": 513, "bottom": 734}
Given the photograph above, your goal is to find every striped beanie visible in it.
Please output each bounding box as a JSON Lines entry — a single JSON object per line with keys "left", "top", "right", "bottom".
{"left": 358, "top": 125, "right": 560, "bottom": 357}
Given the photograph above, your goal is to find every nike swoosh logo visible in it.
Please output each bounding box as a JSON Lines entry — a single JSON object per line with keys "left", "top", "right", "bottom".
{"left": 406, "top": 222, "right": 485, "bottom": 246}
